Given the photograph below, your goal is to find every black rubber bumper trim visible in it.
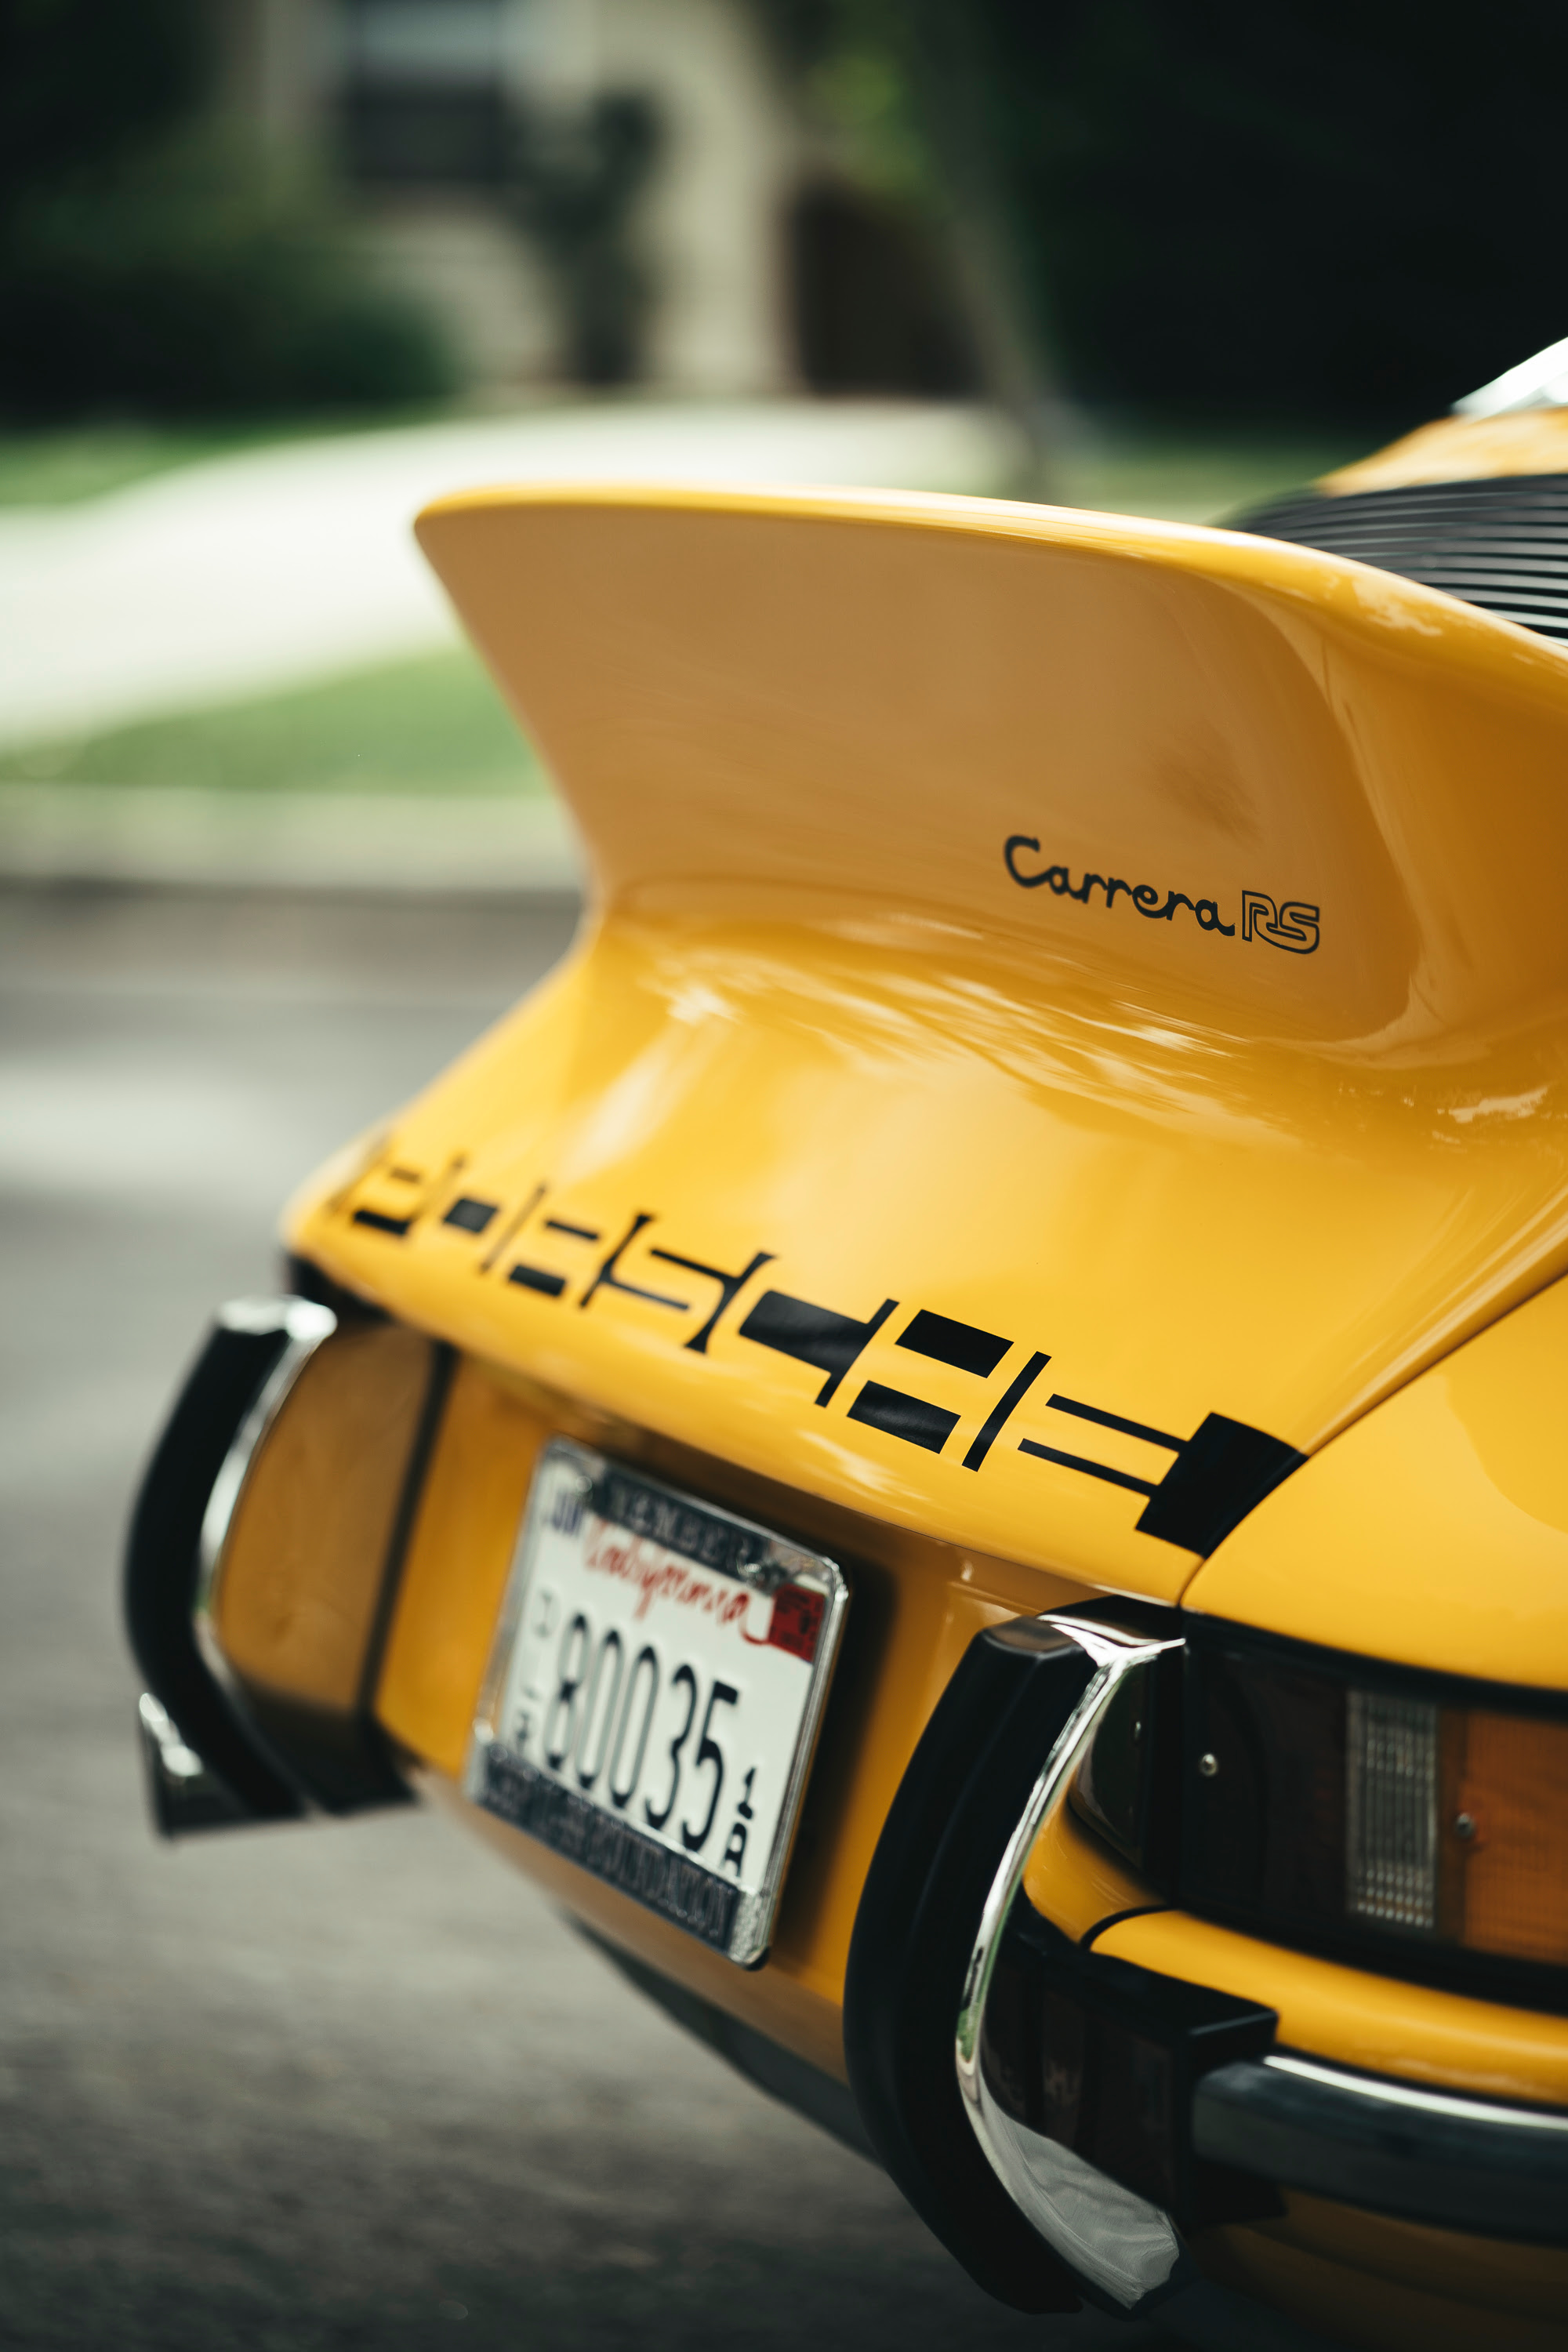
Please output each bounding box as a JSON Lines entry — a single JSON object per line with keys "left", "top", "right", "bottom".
{"left": 843, "top": 1617, "right": 1098, "bottom": 2314}
{"left": 1194, "top": 2052, "right": 1568, "bottom": 2246}
{"left": 124, "top": 1316, "right": 307, "bottom": 1822}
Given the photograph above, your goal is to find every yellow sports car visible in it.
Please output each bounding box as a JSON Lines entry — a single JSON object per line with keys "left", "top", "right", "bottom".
{"left": 126, "top": 345, "right": 1568, "bottom": 2350}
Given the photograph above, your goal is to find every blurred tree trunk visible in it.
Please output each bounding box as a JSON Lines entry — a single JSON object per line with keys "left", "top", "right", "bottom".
{"left": 889, "top": 0, "right": 1064, "bottom": 495}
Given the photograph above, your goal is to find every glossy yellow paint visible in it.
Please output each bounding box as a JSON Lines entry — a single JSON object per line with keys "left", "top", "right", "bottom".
{"left": 1200, "top": 2198, "right": 1568, "bottom": 2352}
{"left": 290, "top": 486, "right": 1568, "bottom": 1617}
{"left": 265, "top": 485, "right": 1568, "bottom": 2336}
{"left": 1098, "top": 1910, "right": 1568, "bottom": 2343}
{"left": 377, "top": 1351, "right": 547, "bottom": 1776}
{"left": 1185, "top": 1268, "right": 1568, "bottom": 1686}
{"left": 379, "top": 1346, "right": 1093, "bottom": 2058}
{"left": 1097, "top": 1908, "right": 1568, "bottom": 2107}
{"left": 1321, "top": 406, "right": 1568, "bottom": 494}
{"left": 1020, "top": 1796, "right": 1149, "bottom": 1942}
{"left": 213, "top": 1320, "right": 432, "bottom": 1710}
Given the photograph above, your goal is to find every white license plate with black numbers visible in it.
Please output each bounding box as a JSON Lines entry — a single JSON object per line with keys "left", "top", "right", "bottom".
{"left": 467, "top": 1440, "right": 848, "bottom": 1965}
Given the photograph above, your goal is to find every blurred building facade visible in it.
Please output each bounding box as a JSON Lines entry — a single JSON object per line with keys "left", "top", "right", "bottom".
{"left": 220, "top": 0, "right": 815, "bottom": 394}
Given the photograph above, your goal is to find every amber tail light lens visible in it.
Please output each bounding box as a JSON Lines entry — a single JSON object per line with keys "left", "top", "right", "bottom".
{"left": 1182, "top": 1633, "right": 1568, "bottom": 1993}
{"left": 1441, "top": 1705, "right": 1568, "bottom": 1965}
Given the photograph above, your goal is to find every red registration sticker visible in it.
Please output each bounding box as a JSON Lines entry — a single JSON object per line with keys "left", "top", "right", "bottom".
{"left": 767, "top": 1584, "right": 826, "bottom": 1664}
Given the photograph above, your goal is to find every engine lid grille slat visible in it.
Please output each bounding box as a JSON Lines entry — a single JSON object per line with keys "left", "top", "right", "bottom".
{"left": 1234, "top": 474, "right": 1568, "bottom": 642}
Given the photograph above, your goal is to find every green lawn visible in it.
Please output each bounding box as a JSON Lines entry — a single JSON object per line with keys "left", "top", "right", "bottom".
{"left": 0, "top": 406, "right": 462, "bottom": 507}
{"left": 1052, "top": 429, "right": 1360, "bottom": 524}
{"left": 0, "top": 414, "right": 1364, "bottom": 799}
{"left": 0, "top": 648, "right": 546, "bottom": 796}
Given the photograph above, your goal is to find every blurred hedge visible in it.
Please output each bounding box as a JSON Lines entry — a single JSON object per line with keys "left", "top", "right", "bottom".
{"left": 0, "top": 0, "right": 456, "bottom": 419}
{"left": 982, "top": 0, "right": 1568, "bottom": 426}
{"left": 757, "top": 0, "right": 1568, "bottom": 428}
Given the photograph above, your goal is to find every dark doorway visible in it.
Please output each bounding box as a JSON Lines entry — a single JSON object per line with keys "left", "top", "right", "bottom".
{"left": 789, "top": 181, "right": 978, "bottom": 396}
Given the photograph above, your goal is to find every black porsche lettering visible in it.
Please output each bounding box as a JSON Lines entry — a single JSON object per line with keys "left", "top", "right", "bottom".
{"left": 339, "top": 1163, "right": 1307, "bottom": 1551}
{"left": 352, "top": 1207, "right": 414, "bottom": 1236}
{"left": 347, "top": 1151, "right": 468, "bottom": 1240}
{"left": 650, "top": 1245, "right": 776, "bottom": 1354}
{"left": 1019, "top": 1392, "right": 1184, "bottom": 1499}
{"left": 1045, "top": 1392, "right": 1185, "bottom": 1454}
{"left": 1018, "top": 1439, "right": 1157, "bottom": 1497}
{"left": 737, "top": 1289, "right": 898, "bottom": 1405}
{"left": 443, "top": 1196, "right": 499, "bottom": 1235}
{"left": 898, "top": 1309, "right": 1010, "bottom": 1379}
{"left": 509, "top": 1262, "right": 567, "bottom": 1298}
{"left": 847, "top": 1382, "right": 960, "bottom": 1454}
{"left": 482, "top": 1181, "right": 547, "bottom": 1272}
{"left": 1017, "top": 1397, "right": 1305, "bottom": 1554}
{"left": 579, "top": 1212, "right": 689, "bottom": 1316}
{"left": 849, "top": 1313, "right": 1047, "bottom": 1460}
{"left": 1134, "top": 1414, "right": 1305, "bottom": 1552}
{"left": 962, "top": 1349, "right": 1051, "bottom": 1470}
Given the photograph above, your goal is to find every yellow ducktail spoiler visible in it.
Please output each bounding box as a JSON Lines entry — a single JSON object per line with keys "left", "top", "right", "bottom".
{"left": 416, "top": 481, "right": 1568, "bottom": 1058}
{"left": 287, "top": 485, "right": 1568, "bottom": 1603}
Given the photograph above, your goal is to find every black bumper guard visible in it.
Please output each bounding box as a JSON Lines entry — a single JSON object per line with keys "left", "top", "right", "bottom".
{"left": 844, "top": 1609, "right": 1568, "bottom": 2331}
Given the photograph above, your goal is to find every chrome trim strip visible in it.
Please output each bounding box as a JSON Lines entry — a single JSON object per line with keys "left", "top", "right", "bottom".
{"left": 192, "top": 1297, "right": 337, "bottom": 1774}
{"left": 136, "top": 1690, "right": 251, "bottom": 1836}
{"left": 1454, "top": 331, "right": 1568, "bottom": 416}
{"left": 1193, "top": 2047, "right": 1568, "bottom": 2245}
{"left": 954, "top": 1609, "right": 1183, "bottom": 2091}
{"left": 1261, "top": 2051, "right": 1568, "bottom": 2135}
{"left": 953, "top": 1606, "right": 1185, "bottom": 2309}
{"left": 951, "top": 1599, "right": 1568, "bottom": 2268}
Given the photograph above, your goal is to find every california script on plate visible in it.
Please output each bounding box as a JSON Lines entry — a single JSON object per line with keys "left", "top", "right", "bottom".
{"left": 466, "top": 1439, "right": 848, "bottom": 1965}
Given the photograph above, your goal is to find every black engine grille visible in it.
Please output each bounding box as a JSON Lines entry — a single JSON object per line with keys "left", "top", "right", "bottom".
{"left": 1232, "top": 472, "right": 1568, "bottom": 644}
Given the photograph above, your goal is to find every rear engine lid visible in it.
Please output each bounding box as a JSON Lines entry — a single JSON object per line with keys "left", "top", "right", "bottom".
{"left": 287, "top": 486, "right": 1568, "bottom": 1603}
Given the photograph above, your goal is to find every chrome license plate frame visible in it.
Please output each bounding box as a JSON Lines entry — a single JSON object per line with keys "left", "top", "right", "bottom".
{"left": 466, "top": 1439, "right": 848, "bottom": 1966}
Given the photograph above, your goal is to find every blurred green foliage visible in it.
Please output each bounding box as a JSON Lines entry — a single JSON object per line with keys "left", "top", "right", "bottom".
{"left": 0, "top": 0, "right": 206, "bottom": 199}
{"left": 981, "top": 0, "right": 1568, "bottom": 425}
{"left": 0, "top": 650, "right": 545, "bottom": 797}
{"left": 506, "top": 93, "right": 663, "bottom": 386}
{"left": 755, "top": 0, "right": 1568, "bottom": 428}
{"left": 0, "top": 0, "right": 456, "bottom": 419}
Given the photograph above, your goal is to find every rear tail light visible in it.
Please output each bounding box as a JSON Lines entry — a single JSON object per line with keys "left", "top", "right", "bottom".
{"left": 1444, "top": 1705, "right": 1568, "bottom": 1965}
{"left": 1183, "top": 1630, "right": 1568, "bottom": 1992}
{"left": 1345, "top": 1690, "right": 1438, "bottom": 1933}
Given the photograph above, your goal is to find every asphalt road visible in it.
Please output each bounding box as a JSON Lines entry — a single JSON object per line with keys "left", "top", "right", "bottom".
{"left": 0, "top": 886, "right": 1173, "bottom": 2352}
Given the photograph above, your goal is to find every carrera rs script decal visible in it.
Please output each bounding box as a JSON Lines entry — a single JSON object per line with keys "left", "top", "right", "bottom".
{"left": 1004, "top": 840, "right": 1320, "bottom": 955}
{"left": 332, "top": 1156, "right": 1305, "bottom": 1558}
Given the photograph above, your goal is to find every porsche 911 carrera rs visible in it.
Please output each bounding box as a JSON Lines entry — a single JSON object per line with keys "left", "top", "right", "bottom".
{"left": 127, "top": 342, "right": 1568, "bottom": 2350}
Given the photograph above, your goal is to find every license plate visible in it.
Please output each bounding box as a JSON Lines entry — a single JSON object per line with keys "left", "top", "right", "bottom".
{"left": 466, "top": 1439, "right": 848, "bottom": 1966}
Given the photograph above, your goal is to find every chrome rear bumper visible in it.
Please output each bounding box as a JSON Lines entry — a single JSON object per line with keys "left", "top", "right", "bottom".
{"left": 1196, "top": 2048, "right": 1568, "bottom": 2246}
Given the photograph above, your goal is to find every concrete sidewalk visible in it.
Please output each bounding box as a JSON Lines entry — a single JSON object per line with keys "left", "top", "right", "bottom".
{"left": 0, "top": 399, "right": 1020, "bottom": 751}
{"left": 0, "top": 782, "right": 583, "bottom": 896}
